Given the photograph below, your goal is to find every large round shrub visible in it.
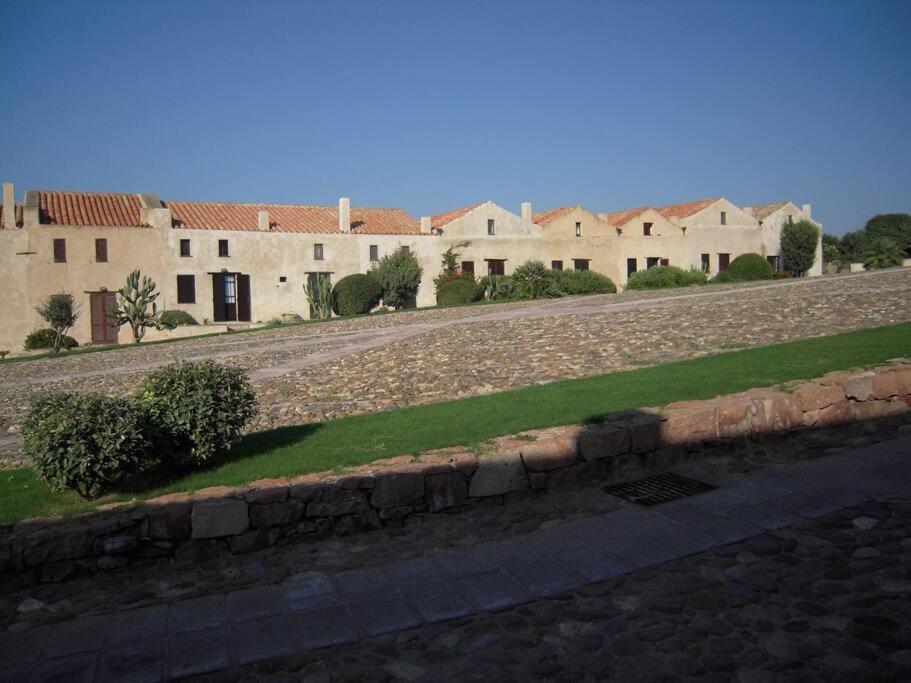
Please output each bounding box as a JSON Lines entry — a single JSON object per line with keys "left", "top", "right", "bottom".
{"left": 717, "top": 253, "right": 774, "bottom": 282}
{"left": 437, "top": 277, "right": 481, "bottom": 306}
{"left": 554, "top": 269, "right": 616, "bottom": 295}
{"left": 332, "top": 273, "right": 383, "bottom": 316}
{"left": 625, "top": 265, "right": 706, "bottom": 290}
{"left": 24, "top": 393, "right": 151, "bottom": 497}
{"left": 512, "top": 260, "right": 561, "bottom": 299}
{"left": 138, "top": 361, "right": 257, "bottom": 466}
{"left": 24, "top": 328, "right": 78, "bottom": 351}
{"left": 159, "top": 310, "right": 198, "bottom": 329}
{"left": 781, "top": 219, "right": 819, "bottom": 275}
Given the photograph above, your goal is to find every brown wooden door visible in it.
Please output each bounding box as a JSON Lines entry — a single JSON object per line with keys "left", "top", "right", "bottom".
{"left": 718, "top": 253, "right": 730, "bottom": 272}
{"left": 90, "top": 292, "right": 119, "bottom": 344}
{"left": 237, "top": 274, "right": 251, "bottom": 322}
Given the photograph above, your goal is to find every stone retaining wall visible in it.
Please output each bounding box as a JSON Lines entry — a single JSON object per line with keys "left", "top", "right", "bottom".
{"left": 2, "top": 362, "right": 910, "bottom": 589}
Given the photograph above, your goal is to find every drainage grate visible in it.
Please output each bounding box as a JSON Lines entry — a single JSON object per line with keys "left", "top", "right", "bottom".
{"left": 603, "top": 472, "right": 715, "bottom": 506}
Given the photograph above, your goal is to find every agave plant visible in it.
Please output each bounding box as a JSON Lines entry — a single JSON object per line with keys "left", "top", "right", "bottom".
{"left": 108, "top": 269, "right": 163, "bottom": 344}
{"left": 512, "top": 260, "right": 561, "bottom": 299}
{"left": 305, "top": 274, "right": 333, "bottom": 319}
{"left": 863, "top": 238, "right": 904, "bottom": 270}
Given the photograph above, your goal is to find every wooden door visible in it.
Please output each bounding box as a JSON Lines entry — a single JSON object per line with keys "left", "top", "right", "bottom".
{"left": 90, "top": 292, "right": 119, "bottom": 344}
{"left": 718, "top": 253, "right": 730, "bottom": 272}
{"left": 237, "top": 274, "right": 251, "bottom": 322}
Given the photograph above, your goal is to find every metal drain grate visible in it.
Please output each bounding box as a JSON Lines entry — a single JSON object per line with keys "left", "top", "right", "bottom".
{"left": 603, "top": 472, "right": 715, "bottom": 506}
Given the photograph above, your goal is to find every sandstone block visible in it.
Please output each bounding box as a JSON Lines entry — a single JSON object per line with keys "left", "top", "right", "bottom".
{"left": 244, "top": 479, "right": 290, "bottom": 504}
{"left": 519, "top": 436, "right": 578, "bottom": 472}
{"left": 468, "top": 452, "right": 528, "bottom": 497}
{"left": 816, "top": 400, "right": 854, "bottom": 427}
{"left": 716, "top": 398, "right": 753, "bottom": 438}
{"left": 794, "top": 383, "right": 846, "bottom": 412}
{"left": 305, "top": 488, "right": 371, "bottom": 517}
{"left": 872, "top": 371, "right": 911, "bottom": 400}
{"left": 370, "top": 471, "right": 425, "bottom": 508}
{"left": 839, "top": 375, "right": 875, "bottom": 401}
{"left": 146, "top": 503, "right": 192, "bottom": 540}
{"left": 750, "top": 394, "right": 803, "bottom": 434}
{"left": 249, "top": 499, "right": 304, "bottom": 528}
{"left": 659, "top": 407, "right": 718, "bottom": 446}
{"left": 853, "top": 399, "right": 910, "bottom": 422}
{"left": 191, "top": 499, "right": 248, "bottom": 539}
{"left": 229, "top": 528, "right": 280, "bottom": 554}
{"left": 578, "top": 423, "right": 630, "bottom": 460}
{"left": 24, "top": 525, "right": 93, "bottom": 566}
{"left": 426, "top": 472, "right": 468, "bottom": 512}
{"left": 629, "top": 415, "right": 664, "bottom": 453}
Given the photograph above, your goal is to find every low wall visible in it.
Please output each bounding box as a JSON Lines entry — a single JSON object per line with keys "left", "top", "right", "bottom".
{"left": 2, "top": 362, "right": 909, "bottom": 588}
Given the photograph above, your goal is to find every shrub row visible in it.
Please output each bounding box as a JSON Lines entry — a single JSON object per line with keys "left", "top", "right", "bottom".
{"left": 24, "top": 361, "right": 257, "bottom": 497}
{"left": 625, "top": 265, "right": 707, "bottom": 290}
{"left": 439, "top": 264, "right": 617, "bottom": 305}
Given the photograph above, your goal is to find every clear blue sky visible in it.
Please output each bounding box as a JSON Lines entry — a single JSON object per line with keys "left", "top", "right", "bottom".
{"left": 1, "top": 0, "right": 909, "bottom": 235}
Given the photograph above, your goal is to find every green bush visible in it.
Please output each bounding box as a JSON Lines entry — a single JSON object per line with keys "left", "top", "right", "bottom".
{"left": 35, "top": 293, "right": 79, "bottom": 352}
{"left": 479, "top": 275, "right": 515, "bottom": 300}
{"left": 159, "top": 310, "right": 198, "bottom": 329}
{"left": 714, "top": 253, "right": 774, "bottom": 282}
{"left": 138, "top": 361, "right": 257, "bottom": 466}
{"left": 781, "top": 219, "right": 819, "bottom": 275}
{"left": 332, "top": 273, "right": 383, "bottom": 316}
{"left": 512, "top": 260, "right": 561, "bottom": 299}
{"left": 626, "top": 265, "right": 707, "bottom": 290}
{"left": 863, "top": 238, "right": 905, "bottom": 270}
{"left": 372, "top": 249, "right": 423, "bottom": 309}
{"left": 864, "top": 213, "right": 911, "bottom": 257}
{"left": 436, "top": 277, "right": 481, "bottom": 306}
{"left": 24, "top": 393, "right": 151, "bottom": 497}
{"left": 24, "top": 328, "right": 78, "bottom": 351}
{"left": 554, "top": 269, "right": 617, "bottom": 295}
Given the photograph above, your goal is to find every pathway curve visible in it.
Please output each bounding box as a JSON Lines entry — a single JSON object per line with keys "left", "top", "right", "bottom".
{"left": 2, "top": 435, "right": 908, "bottom": 681}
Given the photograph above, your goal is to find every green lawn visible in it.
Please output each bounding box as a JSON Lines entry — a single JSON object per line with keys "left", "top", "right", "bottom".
{"left": 1, "top": 323, "right": 908, "bottom": 522}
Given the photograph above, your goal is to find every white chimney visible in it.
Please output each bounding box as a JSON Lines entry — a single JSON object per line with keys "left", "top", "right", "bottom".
{"left": 258, "top": 210, "right": 270, "bottom": 231}
{"left": 420, "top": 216, "right": 432, "bottom": 234}
{"left": 521, "top": 202, "right": 533, "bottom": 222}
{"left": 339, "top": 197, "right": 351, "bottom": 232}
{"left": 802, "top": 203, "right": 812, "bottom": 219}
{"left": 2, "top": 183, "right": 14, "bottom": 229}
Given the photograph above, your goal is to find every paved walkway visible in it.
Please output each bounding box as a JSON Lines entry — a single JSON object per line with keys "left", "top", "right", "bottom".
{"left": 1, "top": 435, "right": 908, "bottom": 682}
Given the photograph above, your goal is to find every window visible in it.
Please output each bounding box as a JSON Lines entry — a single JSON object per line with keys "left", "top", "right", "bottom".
{"left": 314, "top": 243, "right": 324, "bottom": 260}
{"left": 767, "top": 255, "right": 781, "bottom": 271}
{"left": 660, "top": 258, "right": 669, "bottom": 266}
{"left": 720, "top": 211, "right": 727, "bottom": 225}
{"left": 487, "top": 219, "right": 495, "bottom": 236}
{"left": 176, "top": 275, "right": 196, "bottom": 304}
{"left": 224, "top": 273, "right": 237, "bottom": 305}
{"left": 486, "top": 259, "right": 506, "bottom": 276}
{"left": 53, "top": 238, "right": 66, "bottom": 263}
{"left": 646, "top": 257, "right": 660, "bottom": 269}
{"left": 400, "top": 245, "right": 410, "bottom": 255}
{"left": 627, "top": 258, "right": 637, "bottom": 277}
{"left": 95, "top": 238, "right": 108, "bottom": 263}
{"left": 218, "top": 239, "right": 229, "bottom": 257}
{"left": 551, "top": 260, "right": 563, "bottom": 271}
{"left": 461, "top": 260, "right": 474, "bottom": 275}
{"left": 718, "top": 253, "right": 730, "bottom": 272}
{"left": 701, "top": 253, "right": 710, "bottom": 271}
{"left": 572, "top": 259, "right": 590, "bottom": 271}
{"left": 643, "top": 222, "right": 652, "bottom": 236}
{"left": 369, "top": 245, "right": 379, "bottom": 262}
{"left": 279, "top": 276, "right": 287, "bottom": 283}
{"left": 180, "top": 239, "right": 191, "bottom": 257}
{"left": 575, "top": 222, "right": 581, "bottom": 237}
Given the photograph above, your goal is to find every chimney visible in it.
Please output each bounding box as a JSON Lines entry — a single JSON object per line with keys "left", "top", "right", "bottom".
{"left": 339, "top": 197, "right": 351, "bottom": 232}
{"left": 2, "top": 183, "right": 14, "bottom": 229}
{"left": 802, "top": 203, "right": 812, "bottom": 219}
{"left": 521, "top": 202, "right": 533, "bottom": 222}
{"left": 420, "top": 216, "right": 432, "bottom": 234}
{"left": 258, "top": 210, "right": 270, "bottom": 231}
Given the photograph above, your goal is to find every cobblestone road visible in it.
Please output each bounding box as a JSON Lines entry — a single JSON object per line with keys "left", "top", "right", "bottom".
{"left": 0, "top": 269, "right": 909, "bottom": 464}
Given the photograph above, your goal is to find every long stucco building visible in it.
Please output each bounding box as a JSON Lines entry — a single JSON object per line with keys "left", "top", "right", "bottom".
{"left": 0, "top": 183, "right": 822, "bottom": 351}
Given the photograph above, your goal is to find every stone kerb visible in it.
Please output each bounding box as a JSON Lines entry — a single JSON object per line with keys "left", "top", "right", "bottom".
{"left": 2, "top": 362, "right": 909, "bottom": 588}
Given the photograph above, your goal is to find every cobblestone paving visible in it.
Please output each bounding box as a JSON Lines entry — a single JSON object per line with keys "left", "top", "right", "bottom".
{"left": 2, "top": 424, "right": 909, "bottom": 682}
{"left": 1, "top": 269, "right": 909, "bottom": 465}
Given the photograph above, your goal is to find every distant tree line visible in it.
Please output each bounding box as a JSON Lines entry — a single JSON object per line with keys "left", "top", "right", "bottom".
{"left": 823, "top": 213, "right": 911, "bottom": 270}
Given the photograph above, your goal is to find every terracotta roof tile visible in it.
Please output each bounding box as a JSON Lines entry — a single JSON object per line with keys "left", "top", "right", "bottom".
{"left": 599, "top": 206, "right": 650, "bottom": 227}
{"left": 430, "top": 203, "right": 485, "bottom": 229}
{"left": 167, "top": 201, "right": 420, "bottom": 235}
{"left": 35, "top": 191, "right": 147, "bottom": 227}
{"left": 748, "top": 202, "right": 788, "bottom": 221}
{"left": 532, "top": 206, "right": 575, "bottom": 225}
{"left": 656, "top": 197, "right": 721, "bottom": 220}
{"left": 0, "top": 204, "right": 23, "bottom": 229}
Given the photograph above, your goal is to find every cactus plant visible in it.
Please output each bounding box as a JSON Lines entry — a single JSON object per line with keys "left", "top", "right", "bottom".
{"left": 109, "top": 269, "right": 163, "bottom": 343}
{"left": 304, "top": 274, "right": 333, "bottom": 319}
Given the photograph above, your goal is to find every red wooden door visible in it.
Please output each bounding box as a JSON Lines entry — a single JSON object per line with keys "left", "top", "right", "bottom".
{"left": 90, "top": 292, "right": 119, "bottom": 344}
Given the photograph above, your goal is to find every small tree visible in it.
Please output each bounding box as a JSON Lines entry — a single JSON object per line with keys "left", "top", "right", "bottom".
{"left": 109, "top": 269, "right": 163, "bottom": 344}
{"left": 373, "top": 248, "right": 423, "bottom": 309}
{"left": 35, "top": 293, "right": 79, "bottom": 352}
{"left": 780, "top": 219, "right": 820, "bottom": 276}
{"left": 433, "top": 241, "right": 472, "bottom": 297}
{"left": 864, "top": 213, "right": 911, "bottom": 257}
{"left": 304, "top": 274, "right": 333, "bottom": 319}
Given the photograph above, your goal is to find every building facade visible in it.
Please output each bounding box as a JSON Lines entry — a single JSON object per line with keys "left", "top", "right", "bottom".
{"left": 0, "top": 183, "right": 822, "bottom": 351}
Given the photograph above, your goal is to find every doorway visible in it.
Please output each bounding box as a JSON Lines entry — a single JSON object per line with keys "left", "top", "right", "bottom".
{"left": 89, "top": 291, "right": 119, "bottom": 344}
{"left": 212, "top": 272, "right": 251, "bottom": 322}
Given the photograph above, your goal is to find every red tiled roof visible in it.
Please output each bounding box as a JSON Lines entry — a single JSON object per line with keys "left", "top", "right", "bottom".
{"left": 599, "top": 206, "right": 650, "bottom": 227}
{"left": 431, "top": 203, "right": 485, "bottom": 229}
{"left": 656, "top": 197, "right": 721, "bottom": 220}
{"left": 0, "top": 204, "right": 23, "bottom": 229}
{"left": 168, "top": 201, "right": 420, "bottom": 235}
{"left": 532, "top": 206, "right": 575, "bottom": 225}
{"left": 748, "top": 202, "right": 788, "bottom": 221}
{"left": 36, "top": 191, "right": 147, "bottom": 227}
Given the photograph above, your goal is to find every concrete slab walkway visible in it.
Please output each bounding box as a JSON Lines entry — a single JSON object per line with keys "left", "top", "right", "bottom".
{"left": 1, "top": 435, "right": 909, "bottom": 682}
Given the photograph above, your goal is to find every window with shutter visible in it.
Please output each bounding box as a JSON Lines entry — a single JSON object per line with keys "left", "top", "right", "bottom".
{"left": 53, "top": 238, "right": 67, "bottom": 263}
{"left": 95, "top": 238, "right": 108, "bottom": 262}
{"left": 218, "top": 239, "right": 229, "bottom": 257}
{"left": 176, "top": 275, "right": 196, "bottom": 304}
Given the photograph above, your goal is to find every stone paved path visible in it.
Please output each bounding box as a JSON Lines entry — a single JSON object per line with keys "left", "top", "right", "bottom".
{"left": 2, "top": 434, "right": 908, "bottom": 682}
{"left": 1, "top": 268, "right": 909, "bottom": 465}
